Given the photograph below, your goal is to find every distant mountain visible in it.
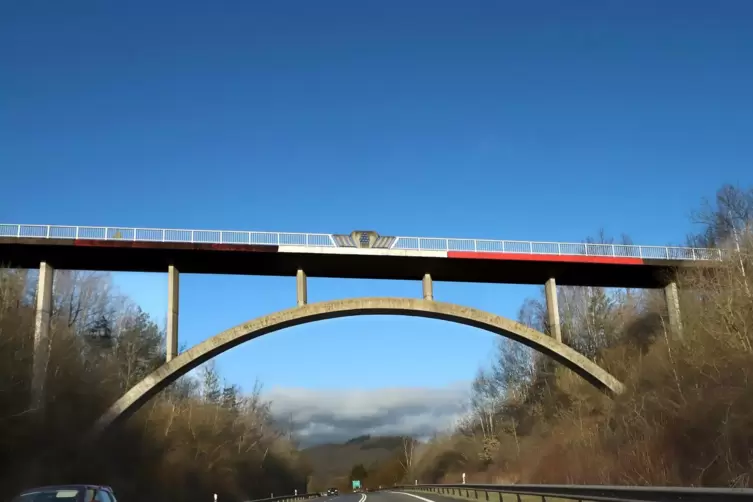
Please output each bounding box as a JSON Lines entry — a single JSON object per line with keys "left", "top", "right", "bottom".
{"left": 303, "top": 435, "right": 405, "bottom": 486}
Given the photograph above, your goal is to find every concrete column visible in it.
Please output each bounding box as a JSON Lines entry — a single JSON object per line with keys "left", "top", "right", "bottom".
{"left": 544, "top": 278, "right": 562, "bottom": 342}
{"left": 32, "top": 261, "right": 54, "bottom": 410}
{"left": 166, "top": 265, "right": 179, "bottom": 362}
{"left": 296, "top": 269, "right": 307, "bottom": 306}
{"left": 422, "top": 273, "right": 433, "bottom": 300}
{"left": 664, "top": 280, "right": 683, "bottom": 338}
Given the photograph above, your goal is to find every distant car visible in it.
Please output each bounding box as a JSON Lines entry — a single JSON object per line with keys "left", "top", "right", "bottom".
{"left": 326, "top": 488, "right": 339, "bottom": 496}
{"left": 12, "top": 485, "right": 118, "bottom": 502}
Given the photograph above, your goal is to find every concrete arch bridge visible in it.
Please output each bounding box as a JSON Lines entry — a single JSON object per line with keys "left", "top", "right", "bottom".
{"left": 89, "top": 296, "right": 625, "bottom": 437}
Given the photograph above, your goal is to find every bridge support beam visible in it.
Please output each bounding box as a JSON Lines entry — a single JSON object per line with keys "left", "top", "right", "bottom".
{"left": 166, "top": 265, "right": 179, "bottom": 362}
{"left": 545, "top": 278, "right": 562, "bottom": 342}
{"left": 422, "top": 273, "right": 433, "bottom": 300}
{"left": 297, "top": 269, "right": 307, "bottom": 306}
{"left": 664, "top": 280, "right": 683, "bottom": 338}
{"left": 32, "top": 261, "right": 55, "bottom": 410}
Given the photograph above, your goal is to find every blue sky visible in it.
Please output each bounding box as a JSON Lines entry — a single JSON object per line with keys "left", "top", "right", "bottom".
{"left": 2, "top": 1, "right": 752, "bottom": 409}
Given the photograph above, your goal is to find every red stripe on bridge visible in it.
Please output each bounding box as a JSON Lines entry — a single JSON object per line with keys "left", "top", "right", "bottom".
{"left": 447, "top": 251, "right": 645, "bottom": 265}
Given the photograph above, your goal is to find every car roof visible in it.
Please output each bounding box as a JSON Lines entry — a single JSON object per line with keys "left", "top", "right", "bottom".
{"left": 20, "top": 485, "right": 113, "bottom": 494}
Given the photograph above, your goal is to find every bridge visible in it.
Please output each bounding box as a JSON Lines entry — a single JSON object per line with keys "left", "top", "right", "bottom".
{"left": 0, "top": 223, "right": 718, "bottom": 432}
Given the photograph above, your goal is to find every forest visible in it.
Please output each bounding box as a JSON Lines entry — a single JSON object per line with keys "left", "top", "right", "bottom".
{"left": 0, "top": 268, "right": 310, "bottom": 502}
{"left": 406, "top": 184, "right": 753, "bottom": 487}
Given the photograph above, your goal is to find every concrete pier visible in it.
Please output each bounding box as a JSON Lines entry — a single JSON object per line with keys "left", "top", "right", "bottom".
{"left": 545, "top": 277, "right": 562, "bottom": 342}
{"left": 422, "top": 273, "right": 433, "bottom": 300}
{"left": 297, "top": 269, "right": 307, "bottom": 306}
{"left": 166, "top": 265, "right": 179, "bottom": 361}
{"left": 664, "top": 280, "right": 683, "bottom": 338}
{"left": 32, "top": 261, "right": 54, "bottom": 409}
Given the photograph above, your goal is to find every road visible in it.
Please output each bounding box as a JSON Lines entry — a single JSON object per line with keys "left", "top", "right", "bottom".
{"left": 320, "top": 490, "right": 547, "bottom": 502}
{"left": 319, "top": 491, "right": 483, "bottom": 502}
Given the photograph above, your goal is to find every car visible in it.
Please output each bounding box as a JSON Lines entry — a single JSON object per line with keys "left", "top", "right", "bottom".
{"left": 326, "top": 488, "right": 339, "bottom": 496}
{"left": 12, "top": 485, "right": 118, "bottom": 502}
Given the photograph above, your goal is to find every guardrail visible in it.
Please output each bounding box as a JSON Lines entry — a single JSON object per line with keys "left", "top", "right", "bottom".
{"left": 391, "top": 237, "right": 722, "bottom": 261}
{"left": 392, "top": 483, "right": 753, "bottom": 502}
{"left": 0, "top": 223, "right": 723, "bottom": 262}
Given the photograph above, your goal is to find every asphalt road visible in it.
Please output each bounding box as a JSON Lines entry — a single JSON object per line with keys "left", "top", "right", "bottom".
{"left": 319, "top": 490, "right": 544, "bottom": 502}
{"left": 319, "top": 491, "right": 463, "bottom": 502}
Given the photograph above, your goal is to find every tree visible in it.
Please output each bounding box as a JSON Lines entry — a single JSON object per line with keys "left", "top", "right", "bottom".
{"left": 350, "top": 463, "right": 368, "bottom": 482}
{"left": 200, "top": 361, "right": 222, "bottom": 404}
{"left": 689, "top": 184, "right": 753, "bottom": 248}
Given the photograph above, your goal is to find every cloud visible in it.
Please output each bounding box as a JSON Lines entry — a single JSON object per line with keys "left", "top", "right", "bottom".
{"left": 265, "top": 383, "right": 471, "bottom": 447}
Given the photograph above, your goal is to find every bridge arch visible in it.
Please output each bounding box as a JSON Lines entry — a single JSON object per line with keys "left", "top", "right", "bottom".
{"left": 90, "top": 297, "right": 624, "bottom": 436}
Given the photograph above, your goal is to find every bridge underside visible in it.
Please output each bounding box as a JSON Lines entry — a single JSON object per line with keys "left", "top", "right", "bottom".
{"left": 89, "top": 297, "right": 625, "bottom": 437}
{"left": 0, "top": 238, "right": 707, "bottom": 287}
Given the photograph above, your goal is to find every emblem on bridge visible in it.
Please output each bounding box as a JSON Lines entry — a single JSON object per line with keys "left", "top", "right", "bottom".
{"left": 332, "top": 230, "right": 396, "bottom": 248}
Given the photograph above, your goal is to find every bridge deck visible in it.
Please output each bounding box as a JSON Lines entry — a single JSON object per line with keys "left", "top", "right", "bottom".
{"left": 0, "top": 236, "right": 711, "bottom": 288}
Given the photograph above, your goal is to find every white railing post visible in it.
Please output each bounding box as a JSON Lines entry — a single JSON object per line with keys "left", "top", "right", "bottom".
{"left": 17, "top": 225, "right": 21, "bottom": 237}
{"left": 46, "top": 225, "right": 50, "bottom": 238}
{"left": 611, "top": 244, "right": 615, "bottom": 257}
{"left": 104, "top": 227, "right": 108, "bottom": 240}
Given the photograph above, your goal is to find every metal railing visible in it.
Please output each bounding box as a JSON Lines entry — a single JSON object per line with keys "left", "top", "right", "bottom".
{"left": 391, "top": 237, "right": 721, "bottom": 261}
{"left": 0, "top": 224, "right": 337, "bottom": 248}
{"left": 392, "top": 483, "right": 753, "bottom": 502}
{"left": 0, "top": 223, "right": 722, "bottom": 262}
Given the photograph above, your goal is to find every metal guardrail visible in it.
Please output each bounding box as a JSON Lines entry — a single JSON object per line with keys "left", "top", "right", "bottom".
{"left": 394, "top": 483, "right": 753, "bottom": 502}
{"left": 0, "top": 223, "right": 722, "bottom": 262}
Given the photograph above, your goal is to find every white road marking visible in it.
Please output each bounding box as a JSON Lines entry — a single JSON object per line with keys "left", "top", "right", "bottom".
{"left": 387, "top": 492, "right": 435, "bottom": 502}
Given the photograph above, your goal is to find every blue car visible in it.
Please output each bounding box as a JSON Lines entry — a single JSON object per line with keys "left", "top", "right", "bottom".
{"left": 12, "top": 485, "right": 118, "bottom": 502}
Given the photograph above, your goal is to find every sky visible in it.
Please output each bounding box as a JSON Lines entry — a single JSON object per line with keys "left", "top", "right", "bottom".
{"left": 2, "top": 0, "right": 753, "bottom": 444}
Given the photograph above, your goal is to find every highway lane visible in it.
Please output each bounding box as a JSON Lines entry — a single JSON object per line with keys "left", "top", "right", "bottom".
{"left": 364, "top": 491, "right": 459, "bottom": 502}
{"left": 314, "top": 489, "right": 514, "bottom": 502}
{"left": 317, "top": 493, "right": 367, "bottom": 502}
{"left": 367, "top": 490, "right": 541, "bottom": 502}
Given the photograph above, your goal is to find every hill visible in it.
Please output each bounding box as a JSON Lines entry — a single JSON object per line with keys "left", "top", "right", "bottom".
{"left": 303, "top": 435, "right": 405, "bottom": 488}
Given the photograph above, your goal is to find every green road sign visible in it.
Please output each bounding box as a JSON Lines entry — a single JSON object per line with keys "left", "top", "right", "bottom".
{"left": 352, "top": 480, "right": 361, "bottom": 490}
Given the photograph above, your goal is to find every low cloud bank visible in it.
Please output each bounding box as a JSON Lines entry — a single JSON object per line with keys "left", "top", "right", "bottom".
{"left": 266, "top": 384, "right": 470, "bottom": 446}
